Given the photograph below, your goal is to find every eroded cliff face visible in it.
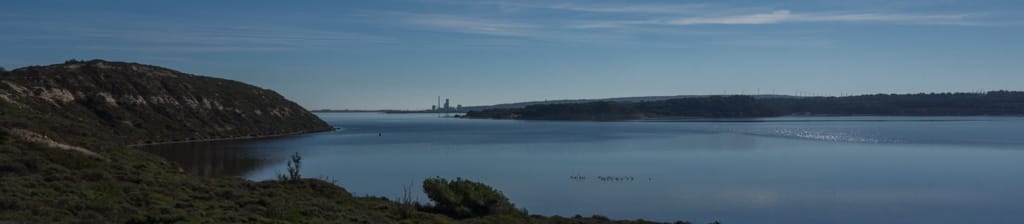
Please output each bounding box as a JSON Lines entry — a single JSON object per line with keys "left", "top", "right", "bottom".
{"left": 0, "top": 60, "right": 331, "bottom": 147}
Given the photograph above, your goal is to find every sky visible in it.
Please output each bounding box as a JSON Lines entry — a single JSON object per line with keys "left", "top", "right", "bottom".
{"left": 2, "top": 0, "right": 1023, "bottom": 110}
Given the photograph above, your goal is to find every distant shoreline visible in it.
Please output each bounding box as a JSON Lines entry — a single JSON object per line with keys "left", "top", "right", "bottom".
{"left": 311, "top": 110, "right": 383, "bottom": 113}
{"left": 462, "top": 92, "right": 1024, "bottom": 121}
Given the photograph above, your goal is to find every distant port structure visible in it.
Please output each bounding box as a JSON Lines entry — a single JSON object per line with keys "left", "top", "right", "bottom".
{"left": 312, "top": 96, "right": 464, "bottom": 114}
{"left": 431, "top": 96, "right": 462, "bottom": 113}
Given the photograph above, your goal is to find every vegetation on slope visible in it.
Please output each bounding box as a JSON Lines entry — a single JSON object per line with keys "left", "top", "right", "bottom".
{"left": 0, "top": 59, "right": 331, "bottom": 146}
{"left": 464, "top": 91, "right": 1024, "bottom": 121}
{"left": 465, "top": 96, "right": 778, "bottom": 120}
{"left": 0, "top": 129, "right": 689, "bottom": 223}
{"left": 421, "top": 177, "right": 523, "bottom": 219}
{"left": 765, "top": 91, "right": 1024, "bottom": 116}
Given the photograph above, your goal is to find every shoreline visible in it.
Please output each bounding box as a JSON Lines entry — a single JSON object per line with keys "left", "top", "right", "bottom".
{"left": 461, "top": 114, "right": 1024, "bottom": 122}
{"left": 126, "top": 127, "right": 335, "bottom": 147}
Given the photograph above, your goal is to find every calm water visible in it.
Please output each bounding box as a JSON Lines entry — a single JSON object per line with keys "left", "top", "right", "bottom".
{"left": 147, "top": 113, "right": 1024, "bottom": 223}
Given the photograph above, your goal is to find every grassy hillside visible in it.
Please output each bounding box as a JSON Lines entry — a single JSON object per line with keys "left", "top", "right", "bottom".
{"left": 0, "top": 60, "right": 695, "bottom": 223}
{"left": 0, "top": 60, "right": 332, "bottom": 147}
{"left": 464, "top": 92, "right": 1024, "bottom": 121}
{"left": 465, "top": 96, "right": 778, "bottom": 120}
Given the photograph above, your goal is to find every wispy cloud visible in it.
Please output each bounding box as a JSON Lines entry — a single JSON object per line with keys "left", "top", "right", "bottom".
{"left": 377, "top": 11, "right": 653, "bottom": 45}
{"left": 77, "top": 45, "right": 292, "bottom": 53}
{"left": 5, "top": 1, "right": 1003, "bottom": 52}
{"left": 369, "top": 7, "right": 988, "bottom": 49}
{"left": 576, "top": 10, "right": 986, "bottom": 28}
{"left": 414, "top": 1, "right": 996, "bottom": 37}
{"left": 2, "top": 21, "right": 393, "bottom": 52}
{"left": 431, "top": 0, "right": 991, "bottom": 26}
{"left": 793, "top": 12, "right": 981, "bottom": 25}
{"left": 388, "top": 12, "right": 540, "bottom": 37}
{"left": 82, "top": 27, "right": 386, "bottom": 45}
{"left": 668, "top": 10, "right": 794, "bottom": 25}
{"left": 538, "top": 3, "right": 707, "bottom": 14}
{"left": 457, "top": 1, "right": 708, "bottom": 14}
{"left": 713, "top": 36, "right": 837, "bottom": 48}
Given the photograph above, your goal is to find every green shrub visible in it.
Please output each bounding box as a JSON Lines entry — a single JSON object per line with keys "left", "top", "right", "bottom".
{"left": 422, "top": 177, "right": 521, "bottom": 219}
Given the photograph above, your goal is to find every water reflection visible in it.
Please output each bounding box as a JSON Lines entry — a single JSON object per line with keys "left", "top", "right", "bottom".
{"left": 144, "top": 141, "right": 270, "bottom": 177}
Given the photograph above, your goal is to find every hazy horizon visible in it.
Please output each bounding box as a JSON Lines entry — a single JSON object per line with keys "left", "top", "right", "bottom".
{"left": 3, "top": 0, "right": 1023, "bottom": 110}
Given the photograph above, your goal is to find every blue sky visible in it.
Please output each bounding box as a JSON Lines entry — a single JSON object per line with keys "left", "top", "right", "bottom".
{"left": 2, "top": 0, "right": 1023, "bottom": 109}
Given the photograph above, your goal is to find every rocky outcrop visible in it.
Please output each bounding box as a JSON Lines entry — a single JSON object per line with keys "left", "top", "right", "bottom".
{"left": 0, "top": 60, "right": 332, "bottom": 147}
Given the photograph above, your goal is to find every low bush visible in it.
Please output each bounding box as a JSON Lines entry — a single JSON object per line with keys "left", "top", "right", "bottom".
{"left": 422, "top": 177, "right": 522, "bottom": 219}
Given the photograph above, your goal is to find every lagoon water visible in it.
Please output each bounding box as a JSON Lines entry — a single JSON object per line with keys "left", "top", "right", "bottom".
{"left": 148, "top": 113, "right": 1024, "bottom": 223}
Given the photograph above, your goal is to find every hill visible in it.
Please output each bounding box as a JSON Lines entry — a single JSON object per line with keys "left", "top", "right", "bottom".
{"left": 765, "top": 91, "right": 1024, "bottom": 116}
{"left": 464, "top": 92, "right": 1024, "bottom": 120}
{"left": 459, "top": 94, "right": 796, "bottom": 112}
{"left": 0, "top": 60, "right": 332, "bottom": 147}
{"left": 466, "top": 96, "right": 778, "bottom": 120}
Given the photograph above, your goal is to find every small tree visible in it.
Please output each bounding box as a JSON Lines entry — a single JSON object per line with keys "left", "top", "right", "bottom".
{"left": 422, "top": 177, "right": 521, "bottom": 219}
{"left": 278, "top": 152, "right": 302, "bottom": 183}
{"left": 398, "top": 181, "right": 420, "bottom": 219}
